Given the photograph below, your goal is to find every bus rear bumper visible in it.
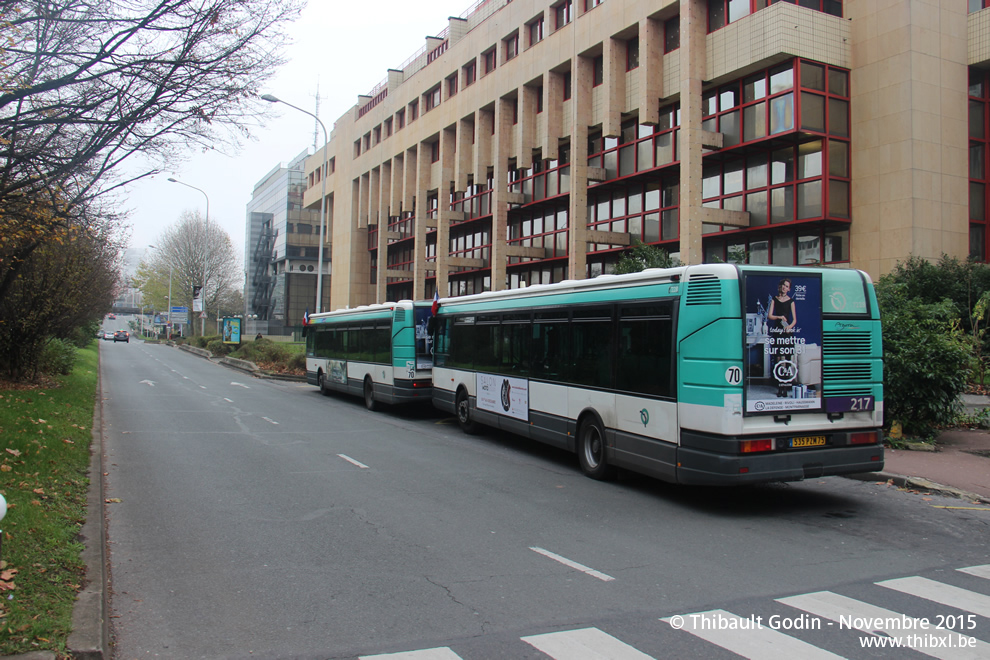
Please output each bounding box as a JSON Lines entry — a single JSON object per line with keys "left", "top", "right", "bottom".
{"left": 674, "top": 445, "right": 884, "bottom": 486}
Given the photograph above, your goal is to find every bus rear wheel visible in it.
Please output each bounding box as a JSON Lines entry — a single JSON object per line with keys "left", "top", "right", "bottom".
{"left": 364, "top": 377, "right": 378, "bottom": 411}
{"left": 318, "top": 371, "right": 330, "bottom": 396}
{"left": 455, "top": 389, "right": 480, "bottom": 434}
{"left": 578, "top": 416, "right": 615, "bottom": 480}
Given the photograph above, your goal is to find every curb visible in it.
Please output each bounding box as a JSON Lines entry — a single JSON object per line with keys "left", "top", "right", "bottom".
{"left": 71, "top": 344, "right": 110, "bottom": 659}
{"left": 845, "top": 471, "right": 990, "bottom": 505}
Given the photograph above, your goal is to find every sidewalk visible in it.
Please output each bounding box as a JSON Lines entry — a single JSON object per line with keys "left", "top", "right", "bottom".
{"left": 869, "top": 428, "right": 990, "bottom": 504}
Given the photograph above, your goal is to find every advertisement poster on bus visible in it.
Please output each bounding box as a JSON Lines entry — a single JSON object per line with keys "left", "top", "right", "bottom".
{"left": 328, "top": 359, "right": 347, "bottom": 384}
{"left": 414, "top": 306, "right": 434, "bottom": 370}
{"left": 743, "top": 272, "right": 823, "bottom": 414}
{"left": 476, "top": 373, "right": 529, "bottom": 421}
{"left": 221, "top": 317, "right": 241, "bottom": 344}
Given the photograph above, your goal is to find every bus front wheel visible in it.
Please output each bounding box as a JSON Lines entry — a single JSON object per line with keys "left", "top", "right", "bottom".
{"left": 455, "top": 389, "right": 480, "bottom": 434}
{"left": 578, "top": 416, "right": 615, "bottom": 480}
{"left": 364, "top": 377, "right": 378, "bottom": 411}
{"left": 318, "top": 371, "right": 330, "bottom": 396}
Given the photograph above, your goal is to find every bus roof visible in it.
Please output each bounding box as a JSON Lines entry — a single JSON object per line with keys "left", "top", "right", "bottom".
{"left": 436, "top": 264, "right": 740, "bottom": 308}
{"left": 308, "top": 300, "right": 412, "bottom": 323}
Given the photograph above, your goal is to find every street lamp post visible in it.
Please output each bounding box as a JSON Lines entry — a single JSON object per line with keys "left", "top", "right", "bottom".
{"left": 261, "top": 93, "right": 328, "bottom": 314}
{"left": 167, "top": 177, "right": 211, "bottom": 334}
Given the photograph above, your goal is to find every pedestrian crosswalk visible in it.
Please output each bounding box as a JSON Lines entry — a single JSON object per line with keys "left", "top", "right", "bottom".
{"left": 359, "top": 563, "right": 990, "bottom": 659}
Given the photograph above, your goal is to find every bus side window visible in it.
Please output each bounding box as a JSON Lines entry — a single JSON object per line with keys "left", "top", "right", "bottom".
{"left": 376, "top": 323, "right": 390, "bottom": 364}
{"left": 533, "top": 319, "right": 568, "bottom": 380}
{"left": 616, "top": 303, "right": 673, "bottom": 397}
{"left": 501, "top": 314, "right": 532, "bottom": 376}
{"left": 570, "top": 319, "right": 612, "bottom": 386}
{"left": 434, "top": 318, "right": 450, "bottom": 367}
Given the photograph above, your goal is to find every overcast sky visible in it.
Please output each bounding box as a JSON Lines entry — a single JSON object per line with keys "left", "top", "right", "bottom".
{"left": 122, "top": 0, "right": 467, "bottom": 269}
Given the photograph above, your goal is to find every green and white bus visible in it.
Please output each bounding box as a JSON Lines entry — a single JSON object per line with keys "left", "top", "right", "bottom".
{"left": 305, "top": 301, "right": 434, "bottom": 410}
{"left": 432, "top": 264, "right": 883, "bottom": 485}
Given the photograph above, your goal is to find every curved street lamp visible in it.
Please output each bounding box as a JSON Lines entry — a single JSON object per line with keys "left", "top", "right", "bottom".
{"left": 167, "top": 177, "right": 210, "bottom": 334}
{"left": 261, "top": 93, "right": 328, "bottom": 314}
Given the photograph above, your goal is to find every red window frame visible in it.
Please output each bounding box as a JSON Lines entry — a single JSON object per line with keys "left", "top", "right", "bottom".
{"left": 448, "top": 224, "right": 492, "bottom": 274}
{"left": 483, "top": 48, "right": 497, "bottom": 75}
{"left": 425, "top": 85, "right": 441, "bottom": 112}
{"left": 508, "top": 200, "right": 570, "bottom": 265}
{"left": 528, "top": 17, "right": 545, "bottom": 46}
{"left": 509, "top": 148, "right": 571, "bottom": 206}
{"left": 450, "top": 177, "right": 494, "bottom": 222}
{"left": 665, "top": 16, "right": 679, "bottom": 53}
{"left": 505, "top": 33, "right": 519, "bottom": 61}
{"left": 464, "top": 61, "right": 477, "bottom": 86}
{"left": 587, "top": 107, "right": 681, "bottom": 182}
{"left": 553, "top": 0, "right": 572, "bottom": 30}
{"left": 698, "top": 59, "right": 851, "bottom": 239}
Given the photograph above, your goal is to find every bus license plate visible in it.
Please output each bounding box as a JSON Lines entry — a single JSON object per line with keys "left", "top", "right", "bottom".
{"left": 790, "top": 435, "right": 826, "bottom": 448}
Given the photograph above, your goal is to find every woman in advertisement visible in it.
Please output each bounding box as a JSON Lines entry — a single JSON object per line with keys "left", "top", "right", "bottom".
{"left": 768, "top": 277, "right": 797, "bottom": 397}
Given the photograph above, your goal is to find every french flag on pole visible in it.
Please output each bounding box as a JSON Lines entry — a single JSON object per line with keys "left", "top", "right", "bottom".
{"left": 303, "top": 307, "right": 309, "bottom": 326}
{"left": 431, "top": 289, "right": 439, "bottom": 316}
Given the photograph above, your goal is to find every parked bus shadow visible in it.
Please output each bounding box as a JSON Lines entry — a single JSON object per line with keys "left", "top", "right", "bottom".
{"left": 444, "top": 423, "right": 867, "bottom": 517}
{"left": 312, "top": 389, "right": 867, "bottom": 517}
{"left": 614, "top": 469, "right": 868, "bottom": 518}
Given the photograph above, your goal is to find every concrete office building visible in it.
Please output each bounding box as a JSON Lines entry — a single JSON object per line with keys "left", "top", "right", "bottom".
{"left": 300, "top": 0, "right": 987, "bottom": 311}
{"left": 245, "top": 150, "right": 325, "bottom": 335}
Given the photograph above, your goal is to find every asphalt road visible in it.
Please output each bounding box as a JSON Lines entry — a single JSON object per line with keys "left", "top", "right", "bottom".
{"left": 101, "top": 338, "right": 990, "bottom": 659}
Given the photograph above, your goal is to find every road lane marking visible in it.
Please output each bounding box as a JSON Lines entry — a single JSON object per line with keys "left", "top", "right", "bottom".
{"left": 199, "top": 385, "right": 206, "bottom": 389}
{"left": 661, "top": 610, "right": 841, "bottom": 660}
{"left": 778, "top": 591, "right": 990, "bottom": 660}
{"left": 529, "top": 546, "right": 614, "bottom": 582}
{"left": 959, "top": 564, "right": 990, "bottom": 579}
{"left": 360, "top": 648, "right": 461, "bottom": 659}
{"left": 223, "top": 398, "right": 233, "bottom": 403}
{"left": 523, "top": 627, "right": 651, "bottom": 659}
{"left": 878, "top": 576, "right": 990, "bottom": 618}
{"left": 338, "top": 454, "right": 369, "bottom": 469}
{"left": 231, "top": 382, "right": 249, "bottom": 388}
{"left": 261, "top": 417, "right": 279, "bottom": 425}
{"left": 139, "top": 380, "right": 156, "bottom": 387}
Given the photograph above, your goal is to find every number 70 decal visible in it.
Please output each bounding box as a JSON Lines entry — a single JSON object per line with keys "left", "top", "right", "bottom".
{"left": 725, "top": 366, "right": 743, "bottom": 385}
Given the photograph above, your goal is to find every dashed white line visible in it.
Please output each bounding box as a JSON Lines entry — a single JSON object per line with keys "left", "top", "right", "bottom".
{"left": 223, "top": 398, "right": 233, "bottom": 403}
{"left": 338, "top": 454, "right": 369, "bottom": 469}
{"left": 529, "top": 546, "right": 615, "bottom": 582}
{"left": 261, "top": 416, "right": 279, "bottom": 425}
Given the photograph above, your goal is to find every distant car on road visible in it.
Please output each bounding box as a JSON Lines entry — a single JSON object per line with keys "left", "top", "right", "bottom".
{"left": 102, "top": 331, "right": 114, "bottom": 341}
{"left": 113, "top": 330, "right": 129, "bottom": 343}
{"left": 108, "top": 313, "right": 116, "bottom": 319}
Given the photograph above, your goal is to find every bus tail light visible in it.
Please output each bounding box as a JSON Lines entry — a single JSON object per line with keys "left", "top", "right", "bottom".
{"left": 740, "top": 439, "right": 773, "bottom": 453}
{"left": 850, "top": 431, "right": 878, "bottom": 445}
{"left": 412, "top": 381, "right": 432, "bottom": 388}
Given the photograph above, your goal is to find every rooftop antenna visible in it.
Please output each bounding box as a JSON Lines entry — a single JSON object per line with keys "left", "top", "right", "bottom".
{"left": 311, "top": 80, "right": 326, "bottom": 151}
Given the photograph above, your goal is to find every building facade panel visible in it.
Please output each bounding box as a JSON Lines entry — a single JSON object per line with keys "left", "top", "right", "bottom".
{"left": 295, "top": 0, "right": 989, "bottom": 312}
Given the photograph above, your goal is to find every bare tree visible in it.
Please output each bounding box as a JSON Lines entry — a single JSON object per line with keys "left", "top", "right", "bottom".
{"left": 136, "top": 210, "right": 241, "bottom": 336}
{"left": 0, "top": 0, "right": 301, "bottom": 301}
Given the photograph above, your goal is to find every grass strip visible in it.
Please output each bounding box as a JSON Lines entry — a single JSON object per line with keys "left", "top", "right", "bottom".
{"left": 0, "top": 343, "right": 99, "bottom": 656}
